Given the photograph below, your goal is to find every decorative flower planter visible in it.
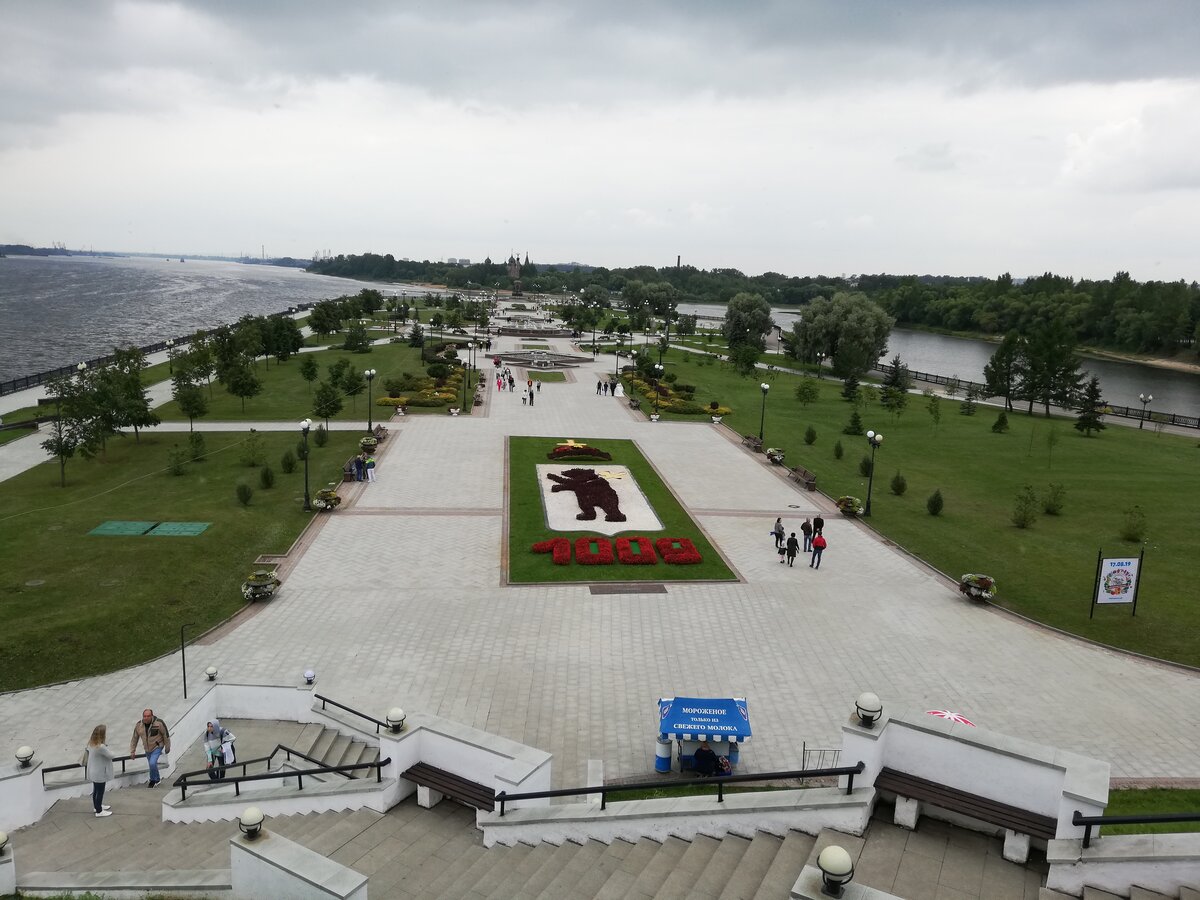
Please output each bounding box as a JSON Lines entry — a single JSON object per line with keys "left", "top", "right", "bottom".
{"left": 765, "top": 449, "right": 786, "bottom": 465}
{"left": 835, "top": 495, "right": 864, "bottom": 516}
{"left": 449, "top": 408, "right": 461, "bottom": 416}
{"left": 649, "top": 414, "right": 661, "bottom": 422}
{"left": 959, "top": 574, "right": 996, "bottom": 601}
{"left": 711, "top": 416, "right": 723, "bottom": 424}
{"left": 241, "top": 570, "right": 281, "bottom": 602}
{"left": 312, "top": 487, "right": 342, "bottom": 511}
{"left": 359, "top": 436, "right": 379, "bottom": 451}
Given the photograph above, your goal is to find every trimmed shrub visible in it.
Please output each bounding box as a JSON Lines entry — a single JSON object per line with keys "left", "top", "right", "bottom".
{"left": 834, "top": 439, "right": 844, "bottom": 460}
{"left": 992, "top": 411, "right": 1010, "bottom": 433}
{"left": 167, "top": 445, "right": 188, "bottom": 476}
{"left": 187, "top": 431, "right": 206, "bottom": 462}
{"left": 426, "top": 362, "right": 450, "bottom": 382}
{"left": 1120, "top": 505, "right": 1147, "bottom": 542}
{"left": 890, "top": 472, "right": 907, "bottom": 496}
{"left": 280, "top": 449, "right": 296, "bottom": 474}
{"left": 804, "top": 425, "right": 817, "bottom": 445}
{"left": 1011, "top": 485, "right": 1038, "bottom": 528}
{"left": 927, "top": 489, "right": 944, "bottom": 516}
{"left": 1043, "top": 483, "right": 1066, "bottom": 515}
{"left": 296, "top": 439, "right": 309, "bottom": 461}
{"left": 314, "top": 424, "right": 329, "bottom": 447}
{"left": 859, "top": 455, "right": 873, "bottom": 477}
{"left": 236, "top": 483, "right": 253, "bottom": 506}
{"left": 842, "top": 410, "right": 865, "bottom": 435}
{"left": 239, "top": 430, "right": 265, "bottom": 467}
{"left": 259, "top": 466, "right": 275, "bottom": 489}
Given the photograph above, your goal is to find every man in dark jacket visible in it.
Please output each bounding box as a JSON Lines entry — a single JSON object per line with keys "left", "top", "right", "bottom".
{"left": 786, "top": 532, "right": 800, "bottom": 567}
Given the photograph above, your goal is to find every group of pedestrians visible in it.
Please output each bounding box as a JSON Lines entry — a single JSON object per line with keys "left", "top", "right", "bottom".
{"left": 595, "top": 380, "right": 617, "bottom": 395}
{"left": 83, "top": 709, "right": 237, "bottom": 818}
{"left": 772, "top": 515, "right": 827, "bottom": 569}
{"left": 351, "top": 451, "right": 376, "bottom": 482}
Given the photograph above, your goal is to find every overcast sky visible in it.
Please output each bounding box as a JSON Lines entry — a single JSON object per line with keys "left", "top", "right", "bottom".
{"left": 3, "top": 1, "right": 1199, "bottom": 281}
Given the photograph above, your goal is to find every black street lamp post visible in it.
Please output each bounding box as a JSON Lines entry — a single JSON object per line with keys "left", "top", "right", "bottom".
{"left": 653, "top": 363, "right": 664, "bottom": 415}
{"left": 300, "top": 418, "right": 313, "bottom": 511}
{"left": 864, "top": 430, "right": 884, "bottom": 516}
{"left": 1138, "top": 392, "right": 1153, "bottom": 430}
{"left": 758, "top": 382, "right": 770, "bottom": 442}
{"left": 166, "top": 339, "right": 175, "bottom": 374}
{"left": 364, "top": 369, "right": 376, "bottom": 432}
{"left": 615, "top": 336, "right": 625, "bottom": 378}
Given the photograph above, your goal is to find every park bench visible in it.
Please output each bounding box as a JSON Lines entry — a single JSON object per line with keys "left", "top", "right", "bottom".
{"left": 741, "top": 435, "right": 764, "bottom": 453}
{"left": 788, "top": 466, "right": 818, "bottom": 491}
{"left": 628, "top": 397, "right": 641, "bottom": 410}
{"left": 342, "top": 457, "right": 358, "bottom": 482}
{"left": 372, "top": 424, "right": 388, "bottom": 442}
{"left": 401, "top": 762, "right": 494, "bottom": 811}
{"left": 873, "top": 767, "right": 1056, "bottom": 843}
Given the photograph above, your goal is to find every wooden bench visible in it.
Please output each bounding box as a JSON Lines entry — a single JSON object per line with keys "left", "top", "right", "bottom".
{"left": 628, "top": 397, "right": 641, "bottom": 410}
{"left": 402, "top": 762, "right": 494, "bottom": 811}
{"left": 873, "top": 767, "right": 1056, "bottom": 842}
{"left": 342, "top": 457, "right": 358, "bottom": 483}
{"left": 372, "top": 424, "right": 388, "bottom": 442}
{"left": 788, "top": 466, "right": 818, "bottom": 491}
{"left": 741, "top": 435, "right": 764, "bottom": 452}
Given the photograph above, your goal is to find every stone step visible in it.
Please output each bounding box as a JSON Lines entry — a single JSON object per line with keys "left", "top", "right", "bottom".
{"left": 654, "top": 834, "right": 722, "bottom": 900}
{"left": 1130, "top": 888, "right": 1174, "bottom": 900}
{"left": 521, "top": 840, "right": 583, "bottom": 897}
{"left": 690, "top": 833, "right": 751, "bottom": 900}
{"left": 307, "top": 726, "right": 338, "bottom": 762}
{"left": 324, "top": 733, "right": 353, "bottom": 768}
{"left": 428, "top": 838, "right": 494, "bottom": 898}
{"left": 298, "top": 807, "right": 382, "bottom": 857}
{"left": 593, "top": 839, "right": 661, "bottom": 900}
{"left": 17, "top": 868, "right": 231, "bottom": 895}
{"left": 1083, "top": 888, "right": 1125, "bottom": 900}
{"left": 756, "top": 830, "right": 818, "bottom": 898}
{"left": 620, "top": 835, "right": 690, "bottom": 899}
{"left": 570, "top": 838, "right": 636, "bottom": 898}
{"left": 1179, "top": 887, "right": 1200, "bottom": 900}
{"left": 471, "top": 841, "right": 533, "bottom": 899}
{"left": 717, "top": 831, "right": 783, "bottom": 900}
{"left": 294, "top": 723, "right": 327, "bottom": 757}
{"left": 532, "top": 838, "right": 607, "bottom": 900}
{"left": 1038, "top": 889, "right": 1077, "bottom": 900}
{"left": 483, "top": 841, "right": 557, "bottom": 900}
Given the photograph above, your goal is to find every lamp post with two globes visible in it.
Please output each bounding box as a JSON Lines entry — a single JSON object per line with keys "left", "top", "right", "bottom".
{"left": 864, "top": 430, "right": 883, "bottom": 516}
{"left": 300, "top": 418, "right": 313, "bottom": 511}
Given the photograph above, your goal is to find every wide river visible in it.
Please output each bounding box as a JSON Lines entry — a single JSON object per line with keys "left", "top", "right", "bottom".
{"left": 680, "top": 303, "right": 1200, "bottom": 414}
{"left": 0, "top": 256, "right": 1195, "bottom": 413}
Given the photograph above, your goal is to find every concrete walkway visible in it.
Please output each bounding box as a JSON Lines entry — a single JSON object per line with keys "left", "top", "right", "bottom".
{"left": 1, "top": 333, "right": 1199, "bottom": 792}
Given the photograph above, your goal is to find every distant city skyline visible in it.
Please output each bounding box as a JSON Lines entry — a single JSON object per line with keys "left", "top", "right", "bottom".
{"left": 3, "top": 1, "right": 1200, "bottom": 282}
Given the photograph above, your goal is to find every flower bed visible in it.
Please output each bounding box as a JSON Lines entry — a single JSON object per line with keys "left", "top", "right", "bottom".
{"left": 546, "top": 442, "right": 613, "bottom": 462}
{"left": 312, "top": 487, "right": 342, "bottom": 511}
{"left": 959, "top": 573, "right": 996, "bottom": 600}
{"left": 836, "top": 495, "right": 864, "bottom": 516}
{"left": 531, "top": 536, "right": 701, "bottom": 566}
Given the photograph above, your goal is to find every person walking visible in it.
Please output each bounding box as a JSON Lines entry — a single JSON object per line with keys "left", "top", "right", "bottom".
{"left": 536, "top": 380, "right": 541, "bottom": 393}
{"left": 812, "top": 514, "right": 825, "bottom": 536}
{"left": 801, "top": 518, "right": 813, "bottom": 552}
{"left": 130, "top": 708, "right": 171, "bottom": 787}
{"left": 810, "top": 533, "right": 827, "bottom": 569}
{"left": 786, "top": 532, "right": 800, "bottom": 567}
{"left": 203, "top": 719, "right": 236, "bottom": 781}
{"left": 596, "top": 380, "right": 602, "bottom": 395}
{"left": 528, "top": 388, "right": 535, "bottom": 407}
{"left": 522, "top": 389, "right": 528, "bottom": 406}
{"left": 84, "top": 724, "right": 114, "bottom": 817}
{"left": 773, "top": 517, "right": 785, "bottom": 549}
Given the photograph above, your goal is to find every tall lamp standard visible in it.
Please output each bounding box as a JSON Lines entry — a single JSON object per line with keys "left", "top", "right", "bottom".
{"left": 1138, "top": 392, "right": 1153, "bottom": 430}
{"left": 590, "top": 305, "right": 599, "bottom": 359}
{"left": 652, "top": 363, "right": 664, "bottom": 415}
{"left": 166, "top": 339, "right": 175, "bottom": 374}
{"left": 300, "top": 418, "right": 313, "bottom": 511}
{"left": 758, "top": 382, "right": 770, "bottom": 442}
{"left": 614, "top": 335, "right": 625, "bottom": 378}
{"left": 864, "top": 430, "right": 884, "bottom": 516}
{"left": 364, "top": 369, "right": 376, "bottom": 432}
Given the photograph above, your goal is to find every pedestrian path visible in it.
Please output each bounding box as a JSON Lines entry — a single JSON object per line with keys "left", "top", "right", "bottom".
{"left": 1, "top": 333, "right": 1199, "bottom": 797}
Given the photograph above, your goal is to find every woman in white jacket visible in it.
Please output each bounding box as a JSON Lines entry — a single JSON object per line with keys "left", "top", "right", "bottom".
{"left": 84, "top": 724, "right": 115, "bottom": 818}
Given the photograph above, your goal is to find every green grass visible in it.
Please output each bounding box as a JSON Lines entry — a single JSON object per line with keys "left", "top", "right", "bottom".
{"left": 1103, "top": 789, "right": 1200, "bottom": 834}
{"left": 530, "top": 372, "right": 567, "bottom": 383}
{"left": 155, "top": 343, "right": 438, "bottom": 423}
{"left": 0, "top": 430, "right": 359, "bottom": 690}
{"left": 507, "top": 436, "right": 736, "bottom": 584}
{"left": 637, "top": 349, "right": 1200, "bottom": 666}
{"left": 1, "top": 404, "right": 43, "bottom": 445}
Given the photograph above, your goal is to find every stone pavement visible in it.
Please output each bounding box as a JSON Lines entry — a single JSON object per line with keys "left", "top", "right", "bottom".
{"left": 1, "top": 334, "right": 1199, "bottom": 793}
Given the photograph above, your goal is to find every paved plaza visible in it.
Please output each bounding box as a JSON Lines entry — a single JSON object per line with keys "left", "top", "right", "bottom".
{"left": 2, "top": 334, "right": 1199, "bottom": 790}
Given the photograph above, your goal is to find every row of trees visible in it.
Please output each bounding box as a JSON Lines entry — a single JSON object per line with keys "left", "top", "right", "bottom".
{"left": 41, "top": 349, "right": 159, "bottom": 486}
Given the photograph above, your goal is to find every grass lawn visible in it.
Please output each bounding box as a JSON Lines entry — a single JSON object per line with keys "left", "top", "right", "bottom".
{"left": 1103, "top": 789, "right": 1200, "bottom": 834}
{"left": 156, "top": 343, "right": 439, "bottom": 423}
{"left": 0, "top": 404, "right": 45, "bottom": 445}
{"left": 641, "top": 349, "right": 1200, "bottom": 666}
{"left": 0, "top": 430, "right": 359, "bottom": 690}
{"left": 530, "top": 371, "right": 567, "bottom": 383}
{"left": 507, "top": 436, "right": 736, "bottom": 584}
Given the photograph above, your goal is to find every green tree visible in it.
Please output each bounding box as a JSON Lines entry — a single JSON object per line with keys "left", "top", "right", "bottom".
{"left": 926, "top": 391, "right": 942, "bottom": 434}
{"left": 983, "top": 332, "right": 1024, "bottom": 411}
{"left": 804, "top": 425, "right": 817, "bottom": 445}
{"left": 722, "top": 292, "right": 773, "bottom": 351}
{"left": 299, "top": 355, "right": 320, "bottom": 393}
{"left": 729, "top": 343, "right": 761, "bottom": 377}
{"left": 312, "top": 380, "right": 343, "bottom": 427}
{"left": 40, "top": 372, "right": 99, "bottom": 487}
{"left": 341, "top": 364, "right": 366, "bottom": 411}
{"left": 225, "top": 361, "right": 263, "bottom": 412}
{"left": 881, "top": 386, "right": 908, "bottom": 420}
{"left": 343, "top": 322, "right": 372, "bottom": 353}
{"left": 272, "top": 317, "right": 304, "bottom": 362}
{"left": 1074, "top": 375, "right": 1106, "bottom": 436}
{"left": 882, "top": 354, "right": 912, "bottom": 391}
{"left": 794, "top": 378, "right": 820, "bottom": 407}
{"left": 890, "top": 472, "right": 907, "bottom": 496}
{"left": 1012, "top": 485, "right": 1038, "bottom": 528}
{"left": 308, "top": 300, "right": 343, "bottom": 335}
{"left": 843, "top": 410, "right": 865, "bottom": 435}
{"left": 790, "top": 292, "right": 893, "bottom": 377}
{"left": 174, "top": 380, "right": 208, "bottom": 432}
{"left": 992, "top": 411, "right": 1010, "bottom": 433}
{"left": 927, "top": 489, "right": 944, "bottom": 516}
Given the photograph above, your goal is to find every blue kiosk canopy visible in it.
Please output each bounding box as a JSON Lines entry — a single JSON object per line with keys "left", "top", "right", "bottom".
{"left": 658, "top": 697, "right": 752, "bottom": 743}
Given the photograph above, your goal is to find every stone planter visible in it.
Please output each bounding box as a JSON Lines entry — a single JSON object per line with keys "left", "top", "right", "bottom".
{"left": 241, "top": 570, "right": 281, "bottom": 602}
{"left": 711, "top": 416, "right": 723, "bottom": 424}
{"left": 449, "top": 408, "right": 461, "bottom": 416}
{"left": 649, "top": 413, "right": 661, "bottom": 422}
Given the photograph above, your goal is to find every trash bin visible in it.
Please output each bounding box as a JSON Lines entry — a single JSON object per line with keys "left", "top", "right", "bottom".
{"left": 655, "top": 736, "right": 673, "bottom": 773}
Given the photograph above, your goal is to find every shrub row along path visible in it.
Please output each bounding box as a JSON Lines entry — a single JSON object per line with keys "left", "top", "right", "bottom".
{"left": 1, "top": 331, "right": 1198, "bottom": 788}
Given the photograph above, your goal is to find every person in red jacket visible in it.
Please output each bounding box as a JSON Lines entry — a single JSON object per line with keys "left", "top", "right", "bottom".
{"left": 810, "top": 533, "right": 827, "bottom": 570}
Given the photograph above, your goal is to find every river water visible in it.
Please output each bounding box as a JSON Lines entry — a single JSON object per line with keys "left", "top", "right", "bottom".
{"left": 679, "top": 303, "right": 1200, "bottom": 413}
{"left": 0, "top": 255, "right": 419, "bottom": 384}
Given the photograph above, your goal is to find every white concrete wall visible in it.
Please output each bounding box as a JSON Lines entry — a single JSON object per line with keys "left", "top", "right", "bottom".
{"left": 1046, "top": 834, "right": 1200, "bottom": 896}
{"left": 838, "top": 708, "right": 1109, "bottom": 840}
{"left": 230, "top": 832, "right": 367, "bottom": 899}
{"left": 163, "top": 779, "right": 393, "bottom": 824}
{"left": 480, "top": 787, "right": 874, "bottom": 848}
{"left": 0, "top": 760, "right": 49, "bottom": 832}
{"left": 0, "top": 847, "right": 15, "bottom": 897}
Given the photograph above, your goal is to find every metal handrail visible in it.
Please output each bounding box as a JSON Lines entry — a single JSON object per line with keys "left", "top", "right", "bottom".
{"left": 41, "top": 752, "right": 150, "bottom": 786}
{"left": 1072, "top": 809, "right": 1200, "bottom": 848}
{"left": 314, "top": 693, "right": 390, "bottom": 734}
{"left": 495, "top": 761, "right": 865, "bottom": 817}
{"left": 173, "top": 757, "right": 391, "bottom": 801}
